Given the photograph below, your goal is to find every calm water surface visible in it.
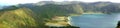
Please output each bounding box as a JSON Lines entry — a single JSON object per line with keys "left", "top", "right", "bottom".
{"left": 70, "top": 14, "right": 120, "bottom": 28}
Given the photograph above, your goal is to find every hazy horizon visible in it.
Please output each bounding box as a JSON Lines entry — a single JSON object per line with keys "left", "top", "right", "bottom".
{"left": 0, "top": 0, "right": 120, "bottom": 6}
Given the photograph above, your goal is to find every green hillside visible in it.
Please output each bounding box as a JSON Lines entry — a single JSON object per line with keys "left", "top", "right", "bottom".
{"left": 0, "top": 8, "right": 39, "bottom": 28}
{"left": 0, "top": 4, "right": 84, "bottom": 28}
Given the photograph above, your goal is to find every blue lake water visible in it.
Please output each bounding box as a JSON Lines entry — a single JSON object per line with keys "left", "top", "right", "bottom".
{"left": 70, "top": 14, "right": 120, "bottom": 28}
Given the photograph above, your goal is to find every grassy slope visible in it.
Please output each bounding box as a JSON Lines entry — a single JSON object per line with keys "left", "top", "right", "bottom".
{"left": 0, "top": 8, "right": 37, "bottom": 28}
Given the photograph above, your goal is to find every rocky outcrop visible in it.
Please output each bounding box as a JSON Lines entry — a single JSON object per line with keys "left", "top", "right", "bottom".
{"left": 45, "top": 16, "right": 80, "bottom": 28}
{"left": 116, "top": 21, "right": 120, "bottom": 28}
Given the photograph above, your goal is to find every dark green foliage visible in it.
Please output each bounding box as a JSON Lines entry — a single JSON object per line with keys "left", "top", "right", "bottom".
{"left": 0, "top": 6, "right": 19, "bottom": 11}
{"left": 45, "top": 25, "right": 80, "bottom": 28}
{"left": 79, "top": 2, "right": 120, "bottom": 14}
{"left": 19, "top": 4, "right": 83, "bottom": 18}
{"left": 116, "top": 21, "right": 120, "bottom": 28}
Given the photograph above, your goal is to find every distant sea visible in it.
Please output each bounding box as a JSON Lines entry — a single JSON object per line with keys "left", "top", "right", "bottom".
{"left": 70, "top": 14, "right": 119, "bottom": 28}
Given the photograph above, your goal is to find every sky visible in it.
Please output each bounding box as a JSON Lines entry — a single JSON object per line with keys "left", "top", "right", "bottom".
{"left": 0, "top": 0, "right": 120, "bottom": 6}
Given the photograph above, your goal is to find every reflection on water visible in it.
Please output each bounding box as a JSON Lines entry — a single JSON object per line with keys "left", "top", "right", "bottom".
{"left": 70, "top": 14, "right": 119, "bottom": 28}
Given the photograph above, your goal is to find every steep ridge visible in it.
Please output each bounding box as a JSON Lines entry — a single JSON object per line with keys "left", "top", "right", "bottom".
{"left": 0, "top": 8, "right": 38, "bottom": 28}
